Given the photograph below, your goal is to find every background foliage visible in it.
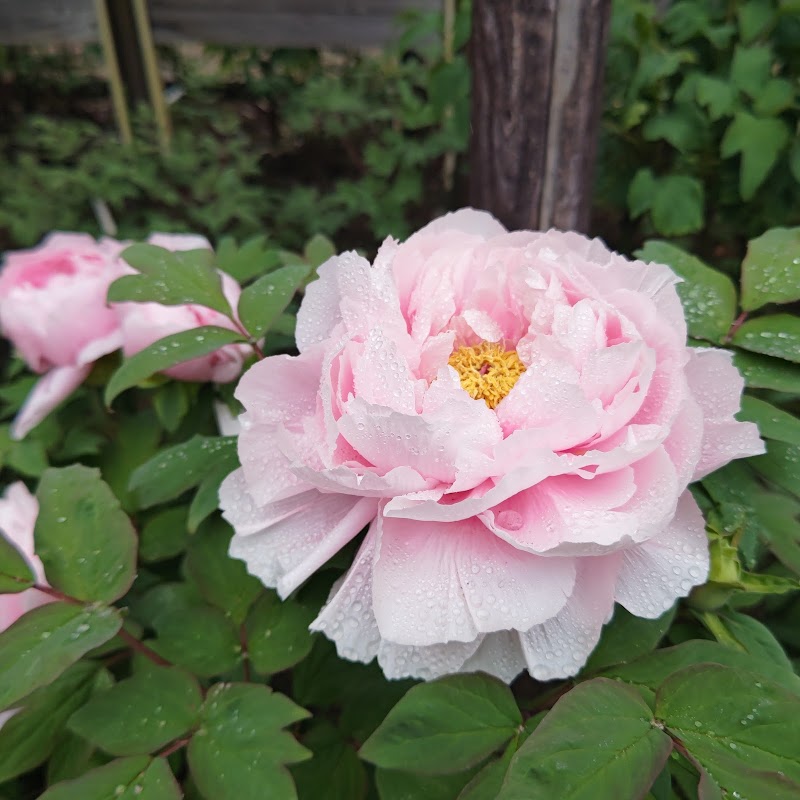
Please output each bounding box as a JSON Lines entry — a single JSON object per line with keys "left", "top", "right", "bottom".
{"left": 1, "top": 1, "right": 800, "bottom": 799}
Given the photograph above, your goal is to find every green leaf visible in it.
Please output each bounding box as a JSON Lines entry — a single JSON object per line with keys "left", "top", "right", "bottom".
{"left": 128, "top": 435, "right": 237, "bottom": 509}
{"left": 730, "top": 44, "right": 773, "bottom": 97}
{"left": 748, "top": 491, "right": 800, "bottom": 574}
{"left": 459, "top": 740, "right": 520, "bottom": 800}
{"left": 733, "top": 351, "right": 800, "bottom": 392}
{"left": 0, "top": 602, "right": 121, "bottom": 711}
{"left": 585, "top": 604, "right": 676, "bottom": 672}
{"left": 738, "top": 396, "right": 800, "bottom": 445}
{"left": 751, "top": 439, "right": 800, "bottom": 496}
{"left": 603, "top": 639, "right": 800, "bottom": 698}
{"left": 753, "top": 78, "right": 796, "bottom": 115}
{"left": 627, "top": 168, "right": 656, "bottom": 218}
{"left": 656, "top": 665, "right": 800, "bottom": 792}
{"left": 741, "top": 227, "right": 800, "bottom": 311}
{"left": 0, "top": 662, "right": 98, "bottom": 782}
{"left": 151, "top": 382, "right": 190, "bottom": 433}
{"left": 717, "top": 611, "right": 793, "bottom": 671}
{"left": 291, "top": 722, "right": 366, "bottom": 800}
{"left": 732, "top": 314, "right": 800, "bottom": 362}
{"left": 738, "top": 1, "right": 776, "bottom": 43}
{"left": 105, "top": 326, "right": 247, "bottom": 406}
{"left": 187, "top": 683, "right": 310, "bottom": 800}
{"left": 376, "top": 767, "right": 481, "bottom": 800}
{"left": 0, "top": 529, "right": 35, "bottom": 593}
{"left": 187, "top": 459, "right": 236, "bottom": 533}
{"left": 651, "top": 175, "right": 704, "bottom": 236}
{"left": 68, "top": 665, "right": 202, "bottom": 756}
{"left": 185, "top": 518, "right": 262, "bottom": 623}
{"left": 216, "top": 235, "right": 282, "bottom": 284}
{"left": 497, "top": 679, "right": 672, "bottom": 800}
{"left": 40, "top": 756, "right": 181, "bottom": 799}
{"left": 360, "top": 673, "right": 522, "bottom": 775}
{"left": 694, "top": 75, "right": 737, "bottom": 121}
{"left": 721, "top": 113, "right": 789, "bottom": 200}
{"left": 635, "top": 241, "right": 736, "bottom": 342}
{"left": 245, "top": 591, "right": 316, "bottom": 675}
{"left": 110, "top": 243, "right": 231, "bottom": 315}
{"left": 303, "top": 234, "right": 336, "bottom": 268}
{"left": 237, "top": 264, "right": 308, "bottom": 340}
{"left": 138, "top": 507, "right": 189, "bottom": 563}
{"left": 35, "top": 466, "right": 137, "bottom": 603}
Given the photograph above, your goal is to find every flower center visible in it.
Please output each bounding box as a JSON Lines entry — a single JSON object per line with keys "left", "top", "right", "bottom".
{"left": 448, "top": 341, "right": 526, "bottom": 409}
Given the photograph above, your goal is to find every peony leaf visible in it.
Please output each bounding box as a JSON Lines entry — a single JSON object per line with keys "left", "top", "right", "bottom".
{"left": 0, "top": 530, "right": 35, "bottom": 593}
{"left": 68, "top": 665, "right": 202, "bottom": 757}
{"left": 187, "top": 683, "right": 310, "bottom": 800}
{"left": 733, "top": 351, "right": 800, "bottom": 392}
{"left": 35, "top": 466, "right": 137, "bottom": 604}
{"left": 0, "top": 602, "right": 121, "bottom": 711}
{"left": 751, "top": 439, "right": 800, "bottom": 497}
{"left": 0, "top": 661, "right": 99, "bottom": 782}
{"left": 138, "top": 507, "right": 189, "bottom": 564}
{"left": 128, "top": 435, "right": 237, "bottom": 509}
{"left": 497, "top": 679, "right": 672, "bottom": 800}
{"left": 39, "top": 756, "right": 181, "bottom": 799}
{"left": 738, "top": 396, "right": 800, "bottom": 446}
{"left": 732, "top": 314, "right": 800, "bottom": 363}
{"left": 656, "top": 664, "right": 800, "bottom": 795}
{"left": 360, "top": 673, "right": 522, "bottom": 775}
{"left": 215, "top": 235, "right": 282, "bottom": 284}
{"left": 110, "top": 244, "right": 231, "bottom": 316}
{"left": 245, "top": 590, "right": 317, "bottom": 675}
{"left": 237, "top": 264, "right": 309, "bottom": 339}
{"left": 740, "top": 227, "right": 800, "bottom": 311}
{"left": 636, "top": 240, "right": 736, "bottom": 342}
{"left": 105, "top": 326, "right": 248, "bottom": 406}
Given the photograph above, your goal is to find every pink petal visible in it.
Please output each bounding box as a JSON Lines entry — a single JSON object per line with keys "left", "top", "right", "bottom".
{"left": 613, "top": 492, "right": 709, "bottom": 618}
{"left": 685, "top": 348, "right": 764, "bottom": 479}
{"left": 460, "top": 631, "right": 527, "bottom": 683}
{"left": 518, "top": 556, "right": 619, "bottom": 680}
{"left": 228, "top": 491, "right": 377, "bottom": 598}
{"left": 372, "top": 515, "right": 575, "bottom": 646}
{"left": 11, "top": 364, "right": 91, "bottom": 439}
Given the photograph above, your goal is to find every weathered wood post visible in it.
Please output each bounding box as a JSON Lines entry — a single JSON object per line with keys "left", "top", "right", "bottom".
{"left": 469, "top": 0, "right": 612, "bottom": 233}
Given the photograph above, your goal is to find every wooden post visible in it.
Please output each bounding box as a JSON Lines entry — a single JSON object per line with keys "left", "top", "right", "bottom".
{"left": 469, "top": 0, "right": 612, "bottom": 233}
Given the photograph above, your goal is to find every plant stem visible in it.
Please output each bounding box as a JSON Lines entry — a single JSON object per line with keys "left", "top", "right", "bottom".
{"left": 157, "top": 737, "right": 190, "bottom": 759}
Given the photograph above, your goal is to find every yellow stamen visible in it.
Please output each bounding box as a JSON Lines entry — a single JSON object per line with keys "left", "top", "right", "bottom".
{"left": 448, "top": 341, "right": 526, "bottom": 409}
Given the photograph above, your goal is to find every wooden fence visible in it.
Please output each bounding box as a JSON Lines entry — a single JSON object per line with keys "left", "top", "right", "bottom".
{"left": 0, "top": 0, "right": 440, "bottom": 48}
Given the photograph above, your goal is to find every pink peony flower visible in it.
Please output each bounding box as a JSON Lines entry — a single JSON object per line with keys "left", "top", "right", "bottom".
{"left": 220, "top": 209, "right": 764, "bottom": 682}
{"left": 117, "top": 233, "right": 251, "bottom": 383}
{"left": 0, "top": 233, "right": 126, "bottom": 438}
{"left": 0, "top": 481, "right": 48, "bottom": 633}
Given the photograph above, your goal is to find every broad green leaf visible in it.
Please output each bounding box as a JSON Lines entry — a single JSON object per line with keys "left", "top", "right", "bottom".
{"left": 497, "top": 679, "right": 672, "bottom": 800}
{"left": 35, "top": 466, "right": 137, "bottom": 603}
{"left": 187, "top": 683, "right": 310, "bottom": 800}
{"left": 656, "top": 665, "right": 800, "bottom": 791}
{"left": 128, "top": 435, "right": 237, "bottom": 509}
{"left": 148, "top": 593, "right": 241, "bottom": 678}
{"left": 733, "top": 351, "right": 800, "bottom": 392}
{"left": 459, "top": 741, "right": 520, "bottom": 800}
{"left": 360, "top": 673, "right": 522, "bottom": 775}
{"left": 721, "top": 113, "right": 789, "bottom": 200}
{"left": 748, "top": 491, "right": 800, "bottom": 574}
{"left": 717, "top": 611, "right": 793, "bottom": 671}
{"left": 734, "top": 570, "right": 800, "bottom": 595}
{"left": 627, "top": 168, "right": 656, "bottom": 218}
{"left": 245, "top": 591, "right": 316, "bottom": 675}
{"left": 185, "top": 518, "right": 262, "bottom": 623}
{"left": 738, "top": 396, "right": 800, "bottom": 446}
{"left": 40, "top": 756, "right": 181, "bottom": 799}
{"left": 105, "top": 326, "right": 247, "bottom": 406}
{"left": 730, "top": 44, "right": 773, "bottom": 97}
{"left": 642, "top": 108, "right": 706, "bottom": 153}
{"left": 110, "top": 243, "right": 230, "bottom": 315}
{"left": 68, "top": 665, "right": 202, "bottom": 756}
{"left": 138, "top": 507, "right": 189, "bottom": 563}
{"left": 651, "top": 174, "right": 704, "bottom": 236}
{"left": 0, "top": 602, "right": 121, "bottom": 711}
{"left": 303, "top": 234, "right": 336, "bottom": 268}
{"left": 237, "top": 264, "right": 309, "bottom": 339}
{"left": 741, "top": 227, "right": 800, "bottom": 311}
{"left": 635, "top": 241, "right": 736, "bottom": 342}
{"left": 754, "top": 78, "right": 796, "bottom": 115}
{"left": 291, "top": 722, "right": 366, "bottom": 800}
{"left": 0, "top": 662, "right": 98, "bottom": 782}
{"left": 187, "top": 459, "right": 236, "bottom": 533}
{"left": 737, "top": 1, "right": 776, "bottom": 43}
{"left": 733, "top": 314, "right": 800, "bottom": 363}
{"left": 376, "top": 767, "right": 481, "bottom": 800}
{"left": 585, "top": 604, "right": 676, "bottom": 672}
{"left": 0, "top": 531, "right": 34, "bottom": 593}
{"left": 46, "top": 730, "right": 106, "bottom": 785}
{"left": 216, "top": 235, "right": 282, "bottom": 284}
{"left": 151, "top": 382, "right": 190, "bottom": 433}
{"left": 751, "top": 439, "right": 800, "bottom": 496}
{"left": 694, "top": 75, "right": 736, "bottom": 121}
{"left": 603, "top": 639, "right": 800, "bottom": 698}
